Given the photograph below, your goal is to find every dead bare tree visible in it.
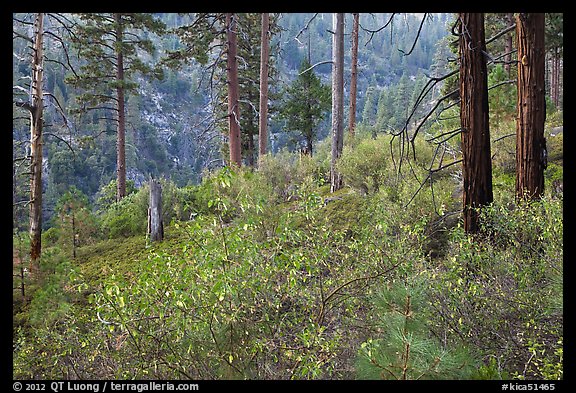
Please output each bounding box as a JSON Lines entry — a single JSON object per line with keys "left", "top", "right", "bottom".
{"left": 330, "top": 13, "right": 345, "bottom": 193}
{"left": 13, "top": 13, "right": 87, "bottom": 270}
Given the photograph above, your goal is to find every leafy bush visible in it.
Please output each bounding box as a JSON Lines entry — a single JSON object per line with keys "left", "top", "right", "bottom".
{"left": 258, "top": 149, "right": 326, "bottom": 202}
{"left": 80, "top": 176, "right": 433, "bottom": 379}
{"left": 337, "top": 135, "right": 390, "bottom": 195}
{"left": 429, "top": 197, "right": 563, "bottom": 380}
{"left": 94, "top": 179, "right": 137, "bottom": 212}
{"left": 99, "top": 191, "right": 148, "bottom": 239}
{"left": 193, "top": 166, "right": 275, "bottom": 224}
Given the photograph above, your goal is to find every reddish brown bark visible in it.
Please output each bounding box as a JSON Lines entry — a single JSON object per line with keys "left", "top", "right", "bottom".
{"left": 459, "top": 13, "right": 493, "bottom": 234}
{"left": 516, "top": 13, "right": 546, "bottom": 200}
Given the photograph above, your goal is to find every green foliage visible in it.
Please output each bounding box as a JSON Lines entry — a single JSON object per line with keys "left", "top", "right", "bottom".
{"left": 488, "top": 64, "right": 516, "bottom": 129}
{"left": 95, "top": 179, "right": 137, "bottom": 212}
{"left": 336, "top": 134, "right": 438, "bottom": 204}
{"left": 278, "top": 59, "right": 331, "bottom": 154}
{"left": 356, "top": 275, "right": 476, "bottom": 380}
{"left": 429, "top": 197, "right": 563, "bottom": 380}
{"left": 258, "top": 149, "right": 327, "bottom": 202}
{"left": 192, "top": 166, "right": 273, "bottom": 222}
{"left": 27, "top": 249, "right": 75, "bottom": 327}
{"left": 51, "top": 186, "right": 100, "bottom": 253}
{"left": 337, "top": 136, "right": 389, "bottom": 194}
{"left": 99, "top": 189, "right": 148, "bottom": 239}
{"left": 472, "top": 357, "right": 510, "bottom": 380}
{"left": 29, "top": 163, "right": 431, "bottom": 379}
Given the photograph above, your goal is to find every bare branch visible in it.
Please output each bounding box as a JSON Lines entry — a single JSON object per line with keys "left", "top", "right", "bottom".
{"left": 493, "top": 133, "right": 515, "bottom": 143}
{"left": 298, "top": 60, "right": 333, "bottom": 75}
{"left": 44, "top": 132, "right": 75, "bottom": 155}
{"left": 360, "top": 13, "right": 396, "bottom": 46}
{"left": 14, "top": 100, "right": 33, "bottom": 113}
{"left": 425, "top": 127, "right": 462, "bottom": 144}
{"left": 404, "top": 158, "right": 463, "bottom": 209}
{"left": 293, "top": 13, "right": 319, "bottom": 45}
{"left": 398, "top": 13, "right": 427, "bottom": 56}
{"left": 13, "top": 30, "right": 33, "bottom": 43}
{"left": 486, "top": 24, "right": 515, "bottom": 46}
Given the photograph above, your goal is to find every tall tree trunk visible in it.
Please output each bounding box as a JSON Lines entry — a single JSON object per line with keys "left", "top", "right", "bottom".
{"left": 29, "top": 12, "right": 44, "bottom": 270}
{"left": 504, "top": 13, "right": 514, "bottom": 76}
{"left": 115, "top": 13, "right": 127, "bottom": 201}
{"left": 459, "top": 13, "right": 493, "bottom": 234}
{"left": 547, "top": 52, "right": 553, "bottom": 107}
{"left": 516, "top": 13, "right": 546, "bottom": 200}
{"left": 148, "top": 178, "right": 164, "bottom": 242}
{"left": 553, "top": 48, "right": 561, "bottom": 107}
{"left": 306, "top": 136, "right": 314, "bottom": 157}
{"left": 348, "top": 13, "right": 359, "bottom": 138}
{"left": 226, "top": 13, "right": 242, "bottom": 167}
{"left": 258, "top": 12, "right": 270, "bottom": 166}
{"left": 330, "top": 13, "right": 344, "bottom": 193}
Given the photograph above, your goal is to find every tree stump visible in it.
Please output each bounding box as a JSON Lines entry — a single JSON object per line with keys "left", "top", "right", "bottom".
{"left": 148, "top": 178, "right": 164, "bottom": 242}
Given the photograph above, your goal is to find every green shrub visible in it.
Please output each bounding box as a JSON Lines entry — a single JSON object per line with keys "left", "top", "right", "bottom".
{"left": 41, "top": 227, "right": 60, "bottom": 248}
{"left": 336, "top": 135, "right": 390, "bottom": 194}
{"left": 99, "top": 191, "right": 148, "bottom": 238}
{"left": 429, "top": 197, "right": 563, "bottom": 379}
{"left": 94, "top": 179, "right": 137, "bottom": 212}
{"left": 51, "top": 186, "right": 101, "bottom": 251}
{"left": 258, "top": 149, "right": 326, "bottom": 202}
{"left": 356, "top": 275, "right": 476, "bottom": 380}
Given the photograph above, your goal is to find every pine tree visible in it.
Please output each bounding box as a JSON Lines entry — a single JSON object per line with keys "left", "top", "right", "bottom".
{"left": 278, "top": 59, "right": 331, "bottom": 156}
{"left": 361, "top": 87, "right": 377, "bottom": 128}
{"left": 356, "top": 278, "right": 475, "bottom": 380}
{"left": 167, "top": 13, "right": 280, "bottom": 167}
{"left": 67, "top": 13, "right": 165, "bottom": 201}
{"left": 545, "top": 14, "right": 563, "bottom": 109}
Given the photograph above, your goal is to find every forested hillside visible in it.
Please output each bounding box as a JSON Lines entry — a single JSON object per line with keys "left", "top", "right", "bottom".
{"left": 13, "top": 12, "right": 563, "bottom": 383}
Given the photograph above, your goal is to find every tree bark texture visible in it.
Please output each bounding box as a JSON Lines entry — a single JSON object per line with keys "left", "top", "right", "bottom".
{"left": 330, "top": 13, "right": 345, "bottom": 193}
{"left": 459, "top": 13, "right": 493, "bottom": 234}
{"left": 516, "top": 13, "right": 546, "bottom": 200}
{"left": 148, "top": 178, "right": 164, "bottom": 242}
{"left": 115, "top": 13, "right": 127, "bottom": 201}
{"left": 348, "top": 13, "right": 359, "bottom": 137}
{"left": 258, "top": 12, "right": 270, "bottom": 165}
{"left": 226, "top": 13, "right": 242, "bottom": 167}
{"left": 29, "top": 12, "right": 44, "bottom": 269}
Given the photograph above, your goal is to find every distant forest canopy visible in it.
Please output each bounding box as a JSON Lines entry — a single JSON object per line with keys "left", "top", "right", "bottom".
{"left": 12, "top": 13, "right": 562, "bottom": 232}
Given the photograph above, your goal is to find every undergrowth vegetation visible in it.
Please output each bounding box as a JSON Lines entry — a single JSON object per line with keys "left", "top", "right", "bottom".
{"left": 13, "top": 128, "right": 563, "bottom": 380}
